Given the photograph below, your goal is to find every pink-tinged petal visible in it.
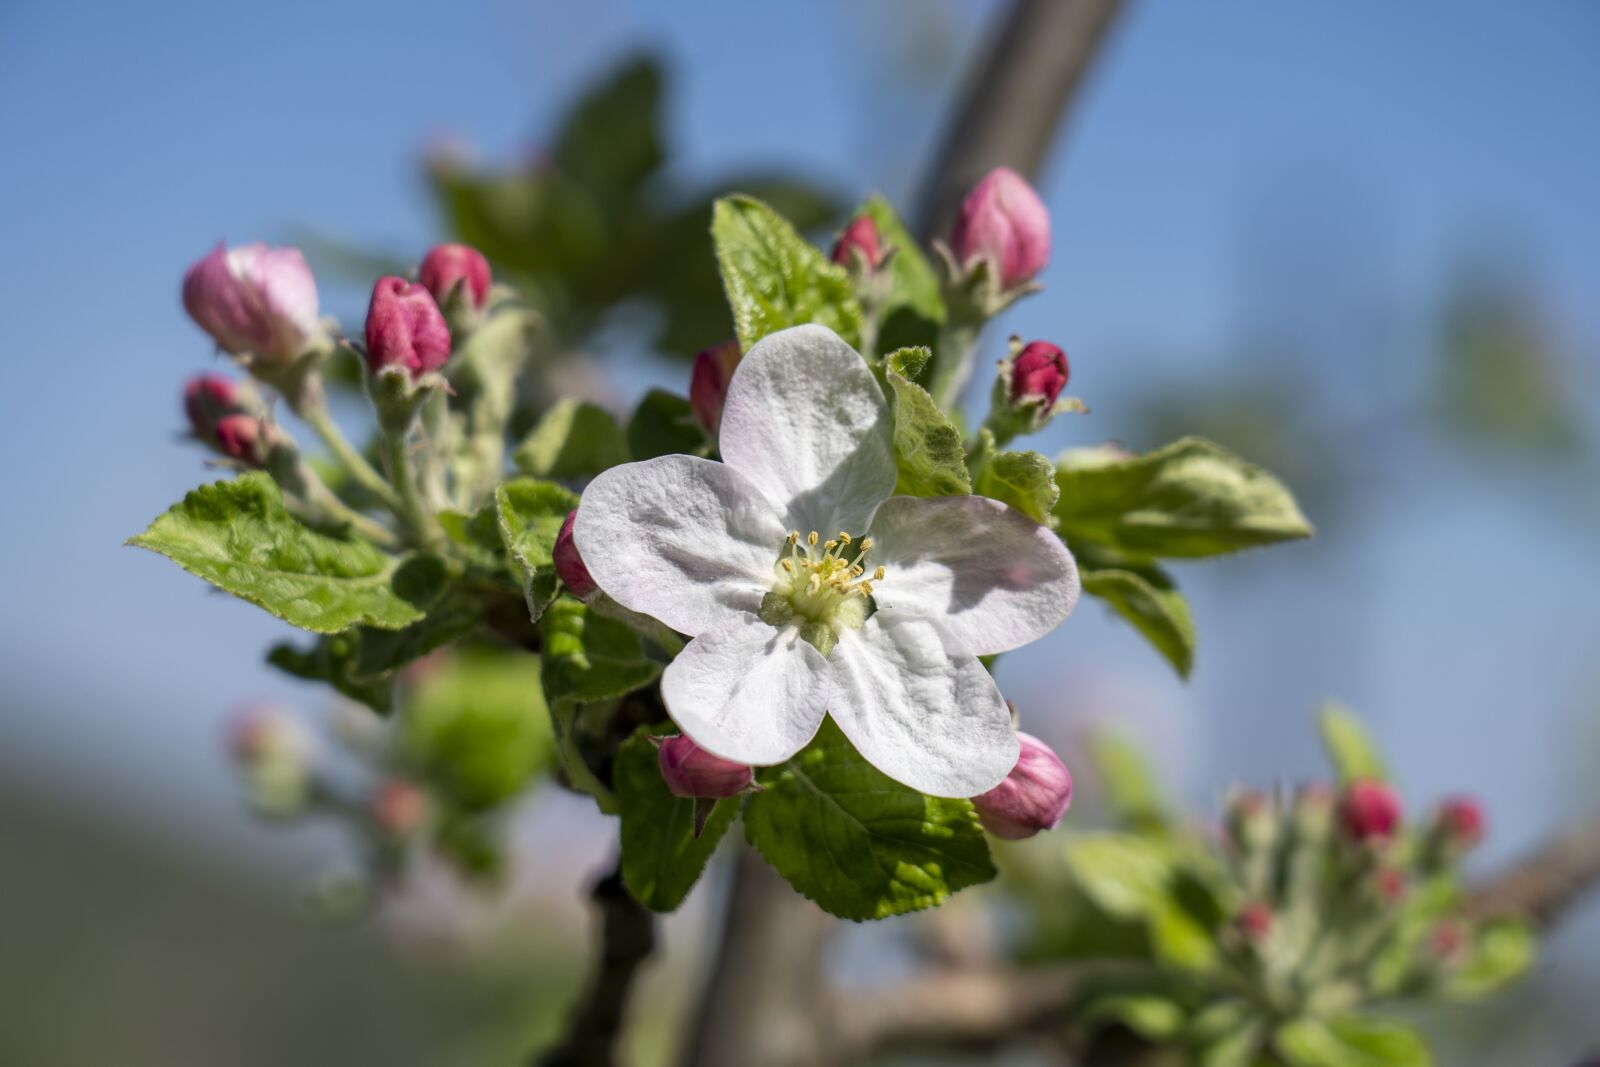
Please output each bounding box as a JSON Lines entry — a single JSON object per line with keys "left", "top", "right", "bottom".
{"left": 573, "top": 454, "right": 788, "bottom": 636}
{"left": 867, "top": 495, "right": 1079, "bottom": 657}
{"left": 950, "top": 167, "right": 1051, "bottom": 288}
{"left": 827, "top": 615, "right": 1017, "bottom": 797}
{"left": 661, "top": 616, "right": 830, "bottom": 766}
{"left": 365, "top": 276, "right": 451, "bottom": 377}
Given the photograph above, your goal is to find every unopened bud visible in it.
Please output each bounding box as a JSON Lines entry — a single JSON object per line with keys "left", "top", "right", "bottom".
{"left": 419, "top": 242, "right": 492, "bottom": 324}
{"left": 1427, "top": 919, "right": 1468, "bottom": 964}
{"left": 1373, "top": 865, "right": 1408, "bottom": 904}
{"left": 182, "top": 242, "right": 321, "bottom": 364}
{"left": 364, "top": 276, "right": 451, "bottom": 379}
{"left": 972, "top": 732, "right": 1073, "bottom": 840}
{"left": 689, "top": 340, "right": 742, "bottom": 435}
{"left": 654, "top": 735, "right": 755, "bottom": 799}
{"left": 1008, "top": 341, "right": 1069, "bottom": 409}
{"left": 1236, "top": 901, "right": 1273, "bottom": 943}
{"left": 554, "top": 510, "right": 599, "bottom": 600}
{"left": 1225, "top": 788, "right": 1276, "bottom": 852}
{"left": 1339, "top": 778, "right": 1402, "bottom": 843}
{"left": 830, "top": 215, "right": 884, "bottom": 272}
{"left": 950, "top": 167, "right": 1050, "bottom": 289}
{"left": 1435, "top": 795, "right": 1485, "bottom": 849}
{"left": 1292, "top": 781, "right": 1335, "bottom": 840}
{"left": 225, "top": 704, "right": 313, "bottom": 816}
{"left": 184, "top": 374, "right": 247, "bottom": 439}
{"left": 372, "top": 779, "right": 430, "bottom": 837}
{"left": 213, "top": 414, "right": 278, "bottom": 468}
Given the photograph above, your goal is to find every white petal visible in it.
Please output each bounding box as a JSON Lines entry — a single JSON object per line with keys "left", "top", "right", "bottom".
{"left": 827, "top": 615, "right": 1018, "bottom": 797}
{"left": 661, "top": 616, "right": 831, "bottom": 765}
{"left": 718, "top": 324, "right": 896, "bottom": 534}
{"left": 574, "top": 454, "right": 787, "bottom": 636}
{"left": 867, "top": 495, "right": 1080, "bottom": 657}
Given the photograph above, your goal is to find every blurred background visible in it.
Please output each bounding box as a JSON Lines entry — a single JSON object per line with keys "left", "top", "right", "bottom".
{"left": 2, "top": 1, "right": 1598, "bottom": 1063}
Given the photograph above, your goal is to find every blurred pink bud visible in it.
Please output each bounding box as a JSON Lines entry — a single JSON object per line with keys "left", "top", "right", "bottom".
{"left": 654, "top": 735, "right": 754, "bottom": 799}
{"left": 419, "top": 243, "right": 492, "bottom": 310}
{"left": 225, "top": 705, "right": 306, "bottom": 765}
{"left": 972, "top": 732, "right": 1073, "bottom": 840}
{"left": 1224, "top": 788, "right": 1273, "bottom": 850}
{"left": 689, "top": 340, "right": 743, "bottom": 434}
{"left": 1009, "top": 341, "right": 1069, "bottom": 408}
{"left": 830, "top": 215, "right": 884, "bottom": 271}
{"left": 182, "top": 242, "right": 321, "bottom": 363}
{"left": 1428, "top": 919, "right": 1467, "bottom": 962}
{"left": 950, "top": 167, "right": 1050, "bottom": 288}
{"left": 1435, "top": 795, "right": 1485, "bottom": 848}
{"left": 1236, "top": 901, "right": 1273, "bottom": 942}
{"left": 1374, "top": 865, "right": 1409, "bottom": 903}
{"left": 184, "top": 374, "right": 245, "bottom": 438}
{"left": 554, "top": 511, "right": 599, "bottom": 600}
{"left": 372, "top": 780, "right": 429, "bottom": 836}
{"left": 364, "top": 276, "right": 451, "bottom": 378}
{"left": 213, "top": 414, "right": 274, "bottom": 467}
{"left": 1339, "top": 779, "right": 1402, "bottom": 842}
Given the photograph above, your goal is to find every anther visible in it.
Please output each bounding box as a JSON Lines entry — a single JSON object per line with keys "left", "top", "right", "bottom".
{"left": 807, "top": 531, "right": 819, "bottom": 547}
{"left": 873, "top": 566, "right": 886, "bottom": 580}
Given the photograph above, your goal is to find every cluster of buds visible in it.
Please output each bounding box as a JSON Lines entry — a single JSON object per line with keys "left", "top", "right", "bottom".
{"left": 971, "top": 732, "right": 1073, "bottom": 840}
{"left": 1214, "top": 775, "right": 1491, "bottom": 1009}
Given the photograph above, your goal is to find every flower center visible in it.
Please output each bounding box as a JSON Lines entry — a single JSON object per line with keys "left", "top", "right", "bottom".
{"left": 758, "top": 530, "right": 885, "bottom": 656}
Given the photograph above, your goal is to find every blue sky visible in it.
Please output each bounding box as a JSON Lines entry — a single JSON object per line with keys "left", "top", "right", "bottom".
{"left": 2, "top": 0, "right": 1598, "bottom": 905}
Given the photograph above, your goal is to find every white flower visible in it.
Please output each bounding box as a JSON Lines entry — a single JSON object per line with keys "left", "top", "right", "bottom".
{"left": 574, "top": 325, "right": 1079, "bottom": 796}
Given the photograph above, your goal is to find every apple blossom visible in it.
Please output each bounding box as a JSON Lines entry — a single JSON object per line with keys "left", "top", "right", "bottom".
{"left": 1339, "top": 778, "right": 1402, "bottom": 843}
{"left": 949, "top": 167, "right": 1050, "bottom": 288}
{"left": 971, "top": 731, "right": 1073, "bottom": 838}
{"left": 654, "top": 735, "right": 755, "bottom": 799}
{"left": 419, "top": 242, "right": 492, "bottom": 310}
{"left": 830, "top": 215, "right": 884, "bottom": 272}
{"left": 574, "top": 325, "right": 1079, "bottom": 796}
{"left": 365, "top": 276, "right": 452, "bottom": 379}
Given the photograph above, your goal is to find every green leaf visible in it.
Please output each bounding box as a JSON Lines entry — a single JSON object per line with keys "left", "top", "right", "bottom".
{"left": 1443, "top": 917, "right": 1536, "bottom": 998}
{"left": 1054, "top": 437, "right": 1313, "bottom": 558}
{"left": 129, "top": 473, "right": 433, "bottom": 634}
{"left": 971, "top": 432, "right": 1059, "bottom": 523}
{"left": 1275, "top": 1017, "right": 1432, "bottom": 1067}
{"left": 1318, "top": 703, "right": 1388, "bottom": 784}
{"left": 711, "top": 195, "right": 863, "bottom": 350}
{"left": 859, "top": 196, "right": 944, "bottom": 352}
{"left": 266, "top": 590, "right": 483, "bottom": 714}
{"left": 1078, "top": 993, "right": 1185, "bottom": 1040}
{"left": 550, "top": 53, "right": 664, "bottom": 205}
{"left": 400, "top": 645, "right": 554, "bottom": 810}
{"left": 1078, "top": 547, "right": 1196, "bottom": 678}
{"left": 884, "top": 348, "right": 971, "bottom": 497}
{"left": 495, "top": 478, "right": 580, "bottom": 620}
{"left": 1064, "top": 834, "right": 1217, "bottom": 969}
{"left": 627, "top": 388, "right": 706, "bottom": 461}
{"left": 614, "top": 730, "right": 739, "bottom": 912}
{"left": 743, "top": 719, "right": 995, "bottom": 921}
{"left": 1089, "top": 732, "right": 1172, "bottom": 832}
{"left": 514, "top": 398, "right": 630, "bottom": 480}
{"left": 539, "top": 598, "right": 664, "bottom": 812}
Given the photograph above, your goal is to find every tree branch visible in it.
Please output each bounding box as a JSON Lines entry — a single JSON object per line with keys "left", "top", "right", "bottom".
{"left": 912, "top": 0, "right": 1130, "bottom": 241}
{"left": 538, "top": 863, "right": 657, "bottom": 1067}
{"left": 1463, "top": 815, "right": 1600, "bottom": 928}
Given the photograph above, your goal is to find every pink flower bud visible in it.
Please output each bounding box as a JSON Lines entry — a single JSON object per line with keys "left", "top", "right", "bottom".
{"left": 372, "top": 780, "right": 429, "bottom": 836}
{"left": 689, "top": 340, "right": 743, "bottom": 434}
{"left": 364, "top": 276, "right": 452, "bottom": 378}
{"left": 1435, "top": 796, "right": 1485, "bottom": 848}
{"left": 213, "top": 414, "right": 274, "bottom": 467}
{"left": 830, "top": 215, "right": 884, "bottom": 271}
{"left": 972, "top": 732, "right": 1073, "bottom": 840}
{"left": 554, "top": 510, "right": 599, "bottom": 600}
{"left": 950, "top": 167, "right": 1051, "bottom": 288}
{"left": 1339, "top": 779, "right": 1402, "bottom": 843}
{"left": 1009, "top": 341, "right": 1069, "bottom": 408}
{"left": 419, "top": 242, "right": 492, "bottom": 310}
{"left": 1236, "top": 901, "right": 1273, "bottom": 942}
{"left": 184, "top": 374, "right": 246, "bottom": 439}
{"left": 182, "top": 242, "right": 321, "bottom": 363}
{"left": 1427, "top": 919, "right": 1467, "bottom": 962}
{"left": 225, "top": 704, "right": 308, "bottom": 766}
{"left": 1374, "top": 865, "right": 1409, "bottom": 903}
{"left": 655, "top": 735, "right": 754, "bottom": 799}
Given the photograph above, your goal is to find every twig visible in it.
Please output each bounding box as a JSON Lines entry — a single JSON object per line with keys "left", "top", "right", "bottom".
{"left": 1462, "top": 815, "right": 1600, "bottom": 928}
{"left": 912, "top": 0, "right": 1130, "bottom": 242}
{"left": 538, "top": 864, "right": 657, "bottom": 1067}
